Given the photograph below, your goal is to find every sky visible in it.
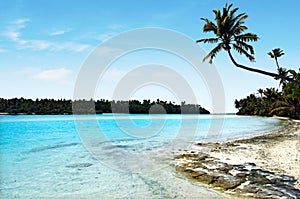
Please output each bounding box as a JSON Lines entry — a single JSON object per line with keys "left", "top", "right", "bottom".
{"left": 1, "top": 0, "right": 300, "bottom": 113}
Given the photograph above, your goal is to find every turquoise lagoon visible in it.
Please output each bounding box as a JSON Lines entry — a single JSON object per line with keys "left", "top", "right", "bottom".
{"left": 0, "top": 114, "right": 284, "bottom": 198}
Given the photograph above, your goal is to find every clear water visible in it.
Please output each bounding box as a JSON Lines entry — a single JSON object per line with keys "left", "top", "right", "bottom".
{"left": 0, "top": 114, "right": 284, "bottom": 198}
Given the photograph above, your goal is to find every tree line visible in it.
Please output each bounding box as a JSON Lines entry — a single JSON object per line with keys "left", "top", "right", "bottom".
{"left": 0, "top": 98, "right": 210, "bottom": 115}
{"left": 235, "top": 69, "right": 300, "bottom": 119}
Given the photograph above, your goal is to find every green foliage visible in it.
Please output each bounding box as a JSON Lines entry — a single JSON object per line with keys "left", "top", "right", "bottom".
{"left": 235, "top": 69, "right": 300, "bottom": 119}
{"left": 268, "top": 48, "right": 285, "bottom": 69}
{"left": 268, "top": 48, "right": 285, "bottom": 59}
{"left": 197, "top": 3, "right": 258, "bottom": 63}
{"left": 0, "top": 98, "right": 210, "bottom": 115}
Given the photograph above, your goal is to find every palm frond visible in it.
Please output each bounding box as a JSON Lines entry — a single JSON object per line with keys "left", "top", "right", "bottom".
{"left": 203, "top": 22, "right": 218, "bottom": 33}
{"left": 270, "top": 48, "right": 285, "bottom": 58}
{"left": 235, "top": 33, "right": 259, "bottom": 42}
{"left": 196, "top": 38, "right": 219, "bottom": 43}
{"left": 231, "top": 14, "right": 248, "bottom": 32}
{"left": 268, "top": 52, "right": 275, "bottom": 58}
{"left": 233, "top": 44, "right": 255, "bottom": 62}
{"left": 238, "top": 14, "right": 248, "bottom": 23}
{"left": 233, "top": 25, "right": 248, "bottom": 34}
{"left": 221, "top": 16, "right": 229, "bottom": 26}
{"left": 235, "top": 40, "right": 255, "bottom": 54}
{"left": 201, "top": 18, "right": 218, "bottom": 34}
{"left": 230, "top": 13, "right": 247, "bottom": 30}
{"left": 222, "top": 4, "right": 232, "bottom": 22}
{"left": 288, "top": 69, "right": 297, "bottom": 78}
{"left": 227, "top": 3, "right": 233, "bottom": 10}
{"left": 200, "top": 18, "right": 210, "bottom": 23}
{"left": 203, "top": 42, "right": 224, "bottom": 64}
{"left": 229, "top": 7, "right": 239, "bottom": 16}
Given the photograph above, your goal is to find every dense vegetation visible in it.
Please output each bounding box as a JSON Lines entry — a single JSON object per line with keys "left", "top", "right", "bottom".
{"left": 235, "top": 68, "right": 300, "bottom": 119}
{"left": 0, "top": 98, "right": 210, "bottom": 115}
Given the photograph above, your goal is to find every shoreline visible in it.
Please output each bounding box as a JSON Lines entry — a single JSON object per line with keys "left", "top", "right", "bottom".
{"left": 173, "top": 119, "right": 300, "bottom": 198}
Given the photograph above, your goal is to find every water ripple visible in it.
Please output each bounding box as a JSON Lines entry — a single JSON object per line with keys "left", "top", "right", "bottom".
{"left": 27, "top": 142, "right": 79, "bottom": 153}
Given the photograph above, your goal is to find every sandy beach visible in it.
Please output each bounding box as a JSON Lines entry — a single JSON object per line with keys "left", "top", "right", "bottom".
{"left": 174, "top": 118, "right": 300, "bottom": 198}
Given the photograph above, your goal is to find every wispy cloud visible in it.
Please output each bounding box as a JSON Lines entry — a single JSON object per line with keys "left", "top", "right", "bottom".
{"left": 5, "top": 31, "right": 20, "bottom": 41}
{"left": 96, "top": 32, "right": 117, "bottom": 42}
{"left": 11, "top": 18, "right": 30, "bottom": 25}
{"left": 33, "top": 68, "right": 71, "bottom": 81}
{"left": 4, "top": 18, "right": 29, "bottom": 44}
{"left": 20, "top": 67, "right": 73, "bottom": 86}
{"left": 4, "top": 19, "right": 90, "bottom": 52}
{"left": 49, "top": 28, "right": 72, "bottom": 36}
{"left": 52, "top": 42, "right": 90, "bottom": 52}
{"left": 26, "top": 40, "right": 52, "bottom": 50}
{"left": 96, "top": 24, "right": 123, "bottom": 42}
{"left": 21, "top": 40, "right": 90, "bottom": 52}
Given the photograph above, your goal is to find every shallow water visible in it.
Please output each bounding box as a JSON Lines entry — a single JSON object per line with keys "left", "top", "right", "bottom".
{"left": 0, "top": 114, "right": 284, "bottom": 198}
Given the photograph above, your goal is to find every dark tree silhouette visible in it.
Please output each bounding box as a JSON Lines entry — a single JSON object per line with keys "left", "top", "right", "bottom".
{"left": 197, "top": 3, "right": 300, "bottom": 86}
{"left": 0, "top": 98, "right": 210, "bottom": 115}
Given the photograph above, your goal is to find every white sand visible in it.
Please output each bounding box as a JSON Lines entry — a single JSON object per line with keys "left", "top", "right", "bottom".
{"left": 202, "top": 119, "right": 300, "bottom": 189}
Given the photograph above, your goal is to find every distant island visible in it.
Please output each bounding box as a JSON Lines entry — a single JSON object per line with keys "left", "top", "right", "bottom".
{"left": 0, "top": 98, "right": 210, "bottom": 115}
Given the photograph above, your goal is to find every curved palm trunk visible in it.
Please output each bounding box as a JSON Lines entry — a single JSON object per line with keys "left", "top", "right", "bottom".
{"left": 227, "top": 49, "right": 300, "bottom": 86}
{"left": 275, "top": 58, "right": 280, "bottom": 69}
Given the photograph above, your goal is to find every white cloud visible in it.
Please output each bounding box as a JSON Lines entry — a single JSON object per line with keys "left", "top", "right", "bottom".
{"left": 33, "top": 68, "right": 71, "bottom": 81}
{"left": 27, "top": 40, "right": 52, "bottom": 50}
{"left": 11, "top": 18, "right": 30, "bottom": 25}
{"left": 52, "top": 42, "right": 90, "bottom": 52}
{"left": 4, "top": 18, "right": 29, "bottom": 44}
{"left": 10, "top": 18, "right": 30, "bottom": 30}
{"left": 5, "top": 31, "right": 20, "bottom": 41}
{"left": 4, "top": 19, "right": 90, "bottom": 52}
{"left": 96, "top": 32, "right": 117, "bottom": 42}
{"left": 49, "top": 28, "right": 71, "bottom": 36}
{"left": 50, "top": 30, "right": 66, "bottom": 36}
{"left": 20, "top": 40, "right": 90, "bottom": 52}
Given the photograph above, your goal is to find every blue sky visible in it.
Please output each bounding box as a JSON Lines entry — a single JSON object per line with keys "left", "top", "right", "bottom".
{"left": 1, "top": 0, "right": 300, "bottom": 113}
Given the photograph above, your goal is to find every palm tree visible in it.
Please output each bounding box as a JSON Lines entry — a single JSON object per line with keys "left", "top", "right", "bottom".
{"left": 263, "top": 88, "right": 279, "bottom": 101}
{"left": 288, "top": 69, "right": 300, "bottom": 81}
{"left": 268, "top": 48, "right": 285, "bottom": 69}
{"left": 257, "top": 88, "right": 264, "bottom": 98}
{"left": 197, "top": 3, "right": 300, "bottom": 86}
{"left": 276, "top": 67, "right": 290, "bottom": 87}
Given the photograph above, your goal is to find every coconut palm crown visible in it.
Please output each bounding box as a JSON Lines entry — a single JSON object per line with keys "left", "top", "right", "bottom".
{"left": 268, "top": 48, "right": 285, "bottom": 69}
{"left": 197, "top": 3, "right": 258, "bottom": 64}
